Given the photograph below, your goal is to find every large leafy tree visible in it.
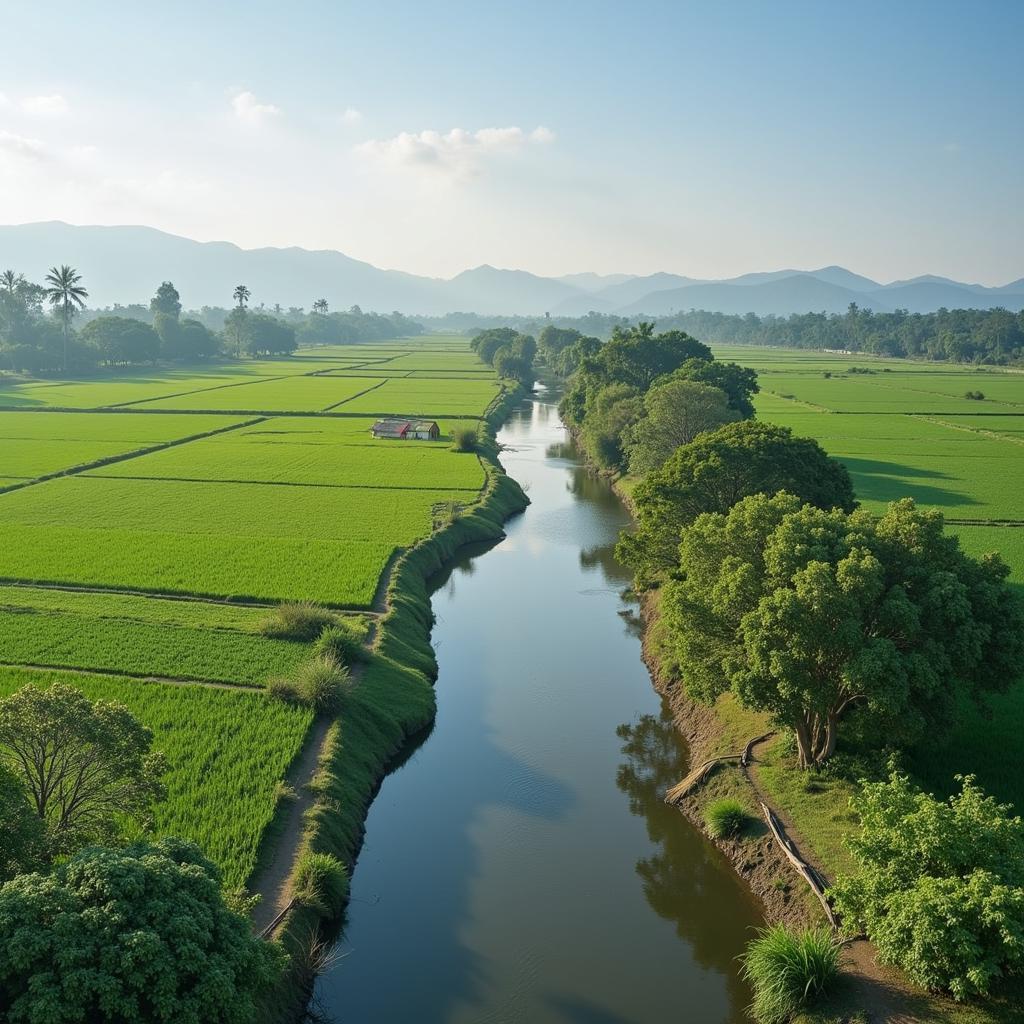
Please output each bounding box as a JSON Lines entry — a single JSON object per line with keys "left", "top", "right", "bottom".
{"left": 149, "top": 281, "right": 181, "bottom": 320}
{"left": 661, "top": 358, "right": 760, "bottom": 417}
{"left": 0, "top": 838, "right": 285, "bottom": 1023}
{"left": 831, "top": 772, "right": 1024, "bottom": 1000}
{"left": 0, "top": 765, "right": 45, "bottom": 882}
{"left": 245, "top": 313, "right": 297, "bottom": 356}
{"left": 0, "top": 684, "right": 167, "bottom": 854}
{"left": 618, "top": 420, "right": 855, "bottom": 581}
{"left": 662, "top": 493, "right": 1024, "bottom": 767}
{"left": 624, "top": 378, "right": 738, "bottom": 474}
{"left": 81, "top": 316, "right": 160, "bottom": 365}
{"left": 589, "top": 323, "right": 712, "bottom": 391}
{"left": 44, "top": 264, "right": 88, "bottom": 372}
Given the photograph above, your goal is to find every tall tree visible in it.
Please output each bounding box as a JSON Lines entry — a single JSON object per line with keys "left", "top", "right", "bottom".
{"left": 662, "top": 494, "right": 1024, "bottom": 768}
{"left": 232, "top": 284, "right": 251, "bottom": 308}
{"left": 0, "top": 270, "right": 24, "bottom": 296}
{"left": 0, "top": 684, "right": 167, "bottom": 854}
{"left": 618, "top": 420, "right": 855, "bottom": 581}
{"left": 44, "top": 265, "right": 88, "bottom": 373}
{"left": 312, "top": 297, "right": 328, "bottom": 314}
{"left": 149, "top": 281, "right": 182, "bottom": 320}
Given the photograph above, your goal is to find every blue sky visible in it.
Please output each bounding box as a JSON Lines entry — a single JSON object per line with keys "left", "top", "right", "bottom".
{"left": 1, "top": 0, "right": 1021, "bottom": 283}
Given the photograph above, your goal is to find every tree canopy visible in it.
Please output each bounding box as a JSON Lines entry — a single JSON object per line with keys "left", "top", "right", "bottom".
{"left": 0, "top": 766, "right": 45, "bottom": 883}
{"left": 0, "top": 684, "right": 167, "bottom": 855}
{"left": 149, "top": 282, "right": 181, "bottom": 320}
{"left": 831, "top": 771, "right": 1024, "bottom": 999}
{"left": 618, "top": 420, "right": 855, "bottom": 580}
{"left": 81, "top": 316, "right": 159, "bottom": 365}
{"left": 0, "top": 838, "right": 285, "bottom": 1023}
{"left": 661, "top": 494, "right": 1024, "bottom": 767}
{"left": 623, "top": 378, "right": 739, "bottom": 474}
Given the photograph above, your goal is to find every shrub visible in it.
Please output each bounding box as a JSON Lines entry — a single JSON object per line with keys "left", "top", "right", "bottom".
{"left": 293, "top": 654, "right": 352, "bottom": 712}
{"left": 259, "top": 601, "right": 337, "bottom": 641}
{"left": 965, "top": 390, "right": 985, "bottom": 400}
{"left": 741, "top": 924, "right": 840, "bottom": 1024}
{"left": 0, "top": 839, "right": 285, "bottom": 1023}
{"left": 293, "top": 850, "right": 348, "bottom": 913}
{"left": 830, "top": 771, "right": 1024, "bottom": 1000}
{"left": 704, "top": 798, "right": 749, "bottom": 838}
{"left": 266, "top": 676, "right": 301, "bottom": 703}
{"left": 450, "top": 427, "right": 479, "bottom": 452}
{"left": 314, "top": 623, "right": 369, "bottom": 664}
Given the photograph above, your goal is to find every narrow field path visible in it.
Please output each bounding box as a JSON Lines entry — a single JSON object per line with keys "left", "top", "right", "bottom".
{"left": 0, "top": 660, "right": 260, "bottom": 690}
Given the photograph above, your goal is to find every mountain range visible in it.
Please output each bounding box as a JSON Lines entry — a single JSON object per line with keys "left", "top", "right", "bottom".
{"left": 2, "top": 222, "right": 1022, "bottom": 318}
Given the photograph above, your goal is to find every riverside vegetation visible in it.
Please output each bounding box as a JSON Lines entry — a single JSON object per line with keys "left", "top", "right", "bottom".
{"left": 0, "top": 270, "right": 529, "bottom": 1021}
{"left": 557, "top": 322, "right": 1024, "bottom": 1021}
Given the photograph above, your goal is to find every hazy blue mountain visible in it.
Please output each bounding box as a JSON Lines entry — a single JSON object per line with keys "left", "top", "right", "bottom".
{"left": 555, "top": 272, "right": 636, "bottom": 291}
{"left": 619, "top": 273, "right": 890, "bottom": 316}
{"left": 1, "top": 222, "right": 1019, "bottom": 317}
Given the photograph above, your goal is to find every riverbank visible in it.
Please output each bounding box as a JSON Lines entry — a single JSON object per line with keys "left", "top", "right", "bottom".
{"left": 257, "top": 388, "right": 530, "bottom": 1023}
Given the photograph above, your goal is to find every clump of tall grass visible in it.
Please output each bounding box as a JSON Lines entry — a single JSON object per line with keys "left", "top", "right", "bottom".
{"left": 259, "top": 602, "right": 337, "bottom": 641}
{"left": 314, "top": 623, "right": 369, "bottom": 664}
{"left": 293, "top": 850, "right": 349, "bottom": 913}
{"left": 740, "top": 925, "right": 840, "bottom": 1024}
{"left": 450, "top": 427, "right": 479, "bottom": 452}
{"left": 704, "top": 798, "right": 749, "bottom": 839}
{"left": 269, "top": 654, "right": 352, "bottom": 712}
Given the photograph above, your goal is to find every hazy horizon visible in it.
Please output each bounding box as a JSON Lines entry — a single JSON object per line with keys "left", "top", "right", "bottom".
{"left": 2, "top": 2, "right": 1023, "bottom": 285}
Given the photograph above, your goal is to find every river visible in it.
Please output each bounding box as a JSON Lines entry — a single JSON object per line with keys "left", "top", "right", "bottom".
{"left": 313, "top": 386, "right": 764, "bottom": 1023}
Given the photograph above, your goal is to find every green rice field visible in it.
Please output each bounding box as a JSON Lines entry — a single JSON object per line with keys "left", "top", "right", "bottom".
{"left": 0, "top": 334, "right": 510, "bottom": 889}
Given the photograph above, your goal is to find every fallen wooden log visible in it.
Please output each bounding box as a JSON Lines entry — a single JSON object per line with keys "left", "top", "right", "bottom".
{"left": 664, "top": 731, "right": 775, "bottom": 803}
{"left": 760, "top": 801, "right": 838, "bottom": 930}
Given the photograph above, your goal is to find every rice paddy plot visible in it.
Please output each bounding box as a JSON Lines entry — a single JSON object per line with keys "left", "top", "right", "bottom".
{"left": 0, "top": 411, "right": 251, "bottom": 478}
{"left": 92, "top": 432, "right": 486, "bottom": 491}
{"left": 337, "top": 377, "right": 502, "bottom": 416}
{"left": 0, "top": 476, "right": 469, "bottom": 604}
{"left": 134, "top": 374, "right": 386, "bottom": 413}
{"left": 0, "top": 666, "right": 314, "bottom": 889}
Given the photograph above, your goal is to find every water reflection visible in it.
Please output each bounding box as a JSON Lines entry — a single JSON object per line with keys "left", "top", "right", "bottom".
{"left": 616, "top": 711, "right": 758, "bottom": 1009}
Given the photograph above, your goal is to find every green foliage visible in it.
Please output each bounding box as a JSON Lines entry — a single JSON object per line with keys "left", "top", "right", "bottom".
{"left": 619, "top": 420, "right": 855, "bottom": 581}
{"left": 314, "top": 623, "right": 370, "bottom": 664}
{"left": 81, "top": 315, "right": 160, "bottom": 365}
{"left": 579, "top": 382, "right": 644, "bottom": 470}
{"left": 244, "top": 313, "right": 297, "bottom": 356}
{"left": 662, "top": 493, "right": 1024, "bottom": 767}
{"left": 290, "top": 654, "right": 353, "bottom": 712}
{"left": 0, "top": 765, "right": 45, "bottom": 882}
{"left": 663, "top": 357, "right": 760, "bottom": 417}
{"left": 450, "top": 426, "right": 479, "bottom": 452}
{"left": 0, "top": 667, "right": 314, "bottom": 890}
{"left": 0, "top": 683, "right": 167, "bottom": 855}
{"left": 586, "top": 322, "right": 712, "bottom": 391}
{"left": 965, "top": 389, "right": 986, "bottom": 400}
{"left": 741, "top": 924, "right": 840, "bottom": 1024}
{"left": 0, "top": 838, "right": 285, "bottom": 1023}
{"left": 260, "top": 602, "right": 338, "bottom": 641}
{"left": 704, "top": 797, "right": 749, "bottom": 838}
{"left": 623, "top": 377, "right": 739, "bottom": 473}
{"left": 149, "top": 280, "right": 181, "bottom": 320}
{"left": 293, "top": 850, "right": 349, "bottom": 912}
{"left": 831, "top": 772, "right": 1024, "bottom": 1000}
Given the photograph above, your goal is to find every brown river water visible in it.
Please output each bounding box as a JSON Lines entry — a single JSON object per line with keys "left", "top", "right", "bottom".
{"left": 313, "top": 386, "right": 763, "bottom": 1023}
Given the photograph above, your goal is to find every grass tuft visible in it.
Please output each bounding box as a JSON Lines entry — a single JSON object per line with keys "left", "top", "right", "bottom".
{"left": 292, "top": 851, "right": 349, "bottom": 913}
{"left": 704, "top": 797, "right": 750, "bottom": 838}
{"left": 314, "top": 623, "right": 369, "bottom": 665}
{"left": 260, "top": 602, "right": 338, "bottom": 641}
{"left": 741, "top": 924, "right": 840, "bottom": 1024}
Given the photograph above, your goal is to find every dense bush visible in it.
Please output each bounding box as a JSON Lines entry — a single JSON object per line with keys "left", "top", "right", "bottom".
{"left": 704, "top": 798, "right": 749, "bottom": 838}
{"left": 965, "top": 389, "right": 985, "bottom": 400}
{"left": 0, "top": 765, "right": 45, "bottom": 882}
{"left": 293, "top": 850, "right": 349, "bottom": 913}
{"left": 450, "top": 426, "right": 479, "bottom": 452}
{"left": 314, "top": 623, "right": 369, "bottom": 665}
{"left": 260, "top": 601, "right": 337, "bottom": 641}
{"left": 0, "top": 838, "right": 285, "bottom": 1023}
{"left": 831, "top": 771, "right": 1024, "bottom": 999}
{"left": 741, "top": 924, "right": 840, "bottom": 1023}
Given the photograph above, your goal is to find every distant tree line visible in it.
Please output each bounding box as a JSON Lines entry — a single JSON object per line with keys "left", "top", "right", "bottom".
{"left": 424, "top": 304, "right": 1024, "bottom": 365}
{"left": 0, "top": 268, "right": 423, "bottom": 374}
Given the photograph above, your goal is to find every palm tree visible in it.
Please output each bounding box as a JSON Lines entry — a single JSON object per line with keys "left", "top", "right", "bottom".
{"left": 44, "top": 265, "right": 88, "bottom": 373}
{"left": 232, "top": 284, "right": 251, "bottom": 308}
{"left": 312, "top": 298, "right": 328, "bottom": 315}
{"left": 1, "top": 270, "right": 23, "bottom": 295}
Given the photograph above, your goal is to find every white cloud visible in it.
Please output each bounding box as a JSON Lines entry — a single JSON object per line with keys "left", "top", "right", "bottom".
{"left": 21, "top": 94, "right": 69, "bottom": 116}
{"left": 0, "top": 130, "right": 46, "bottom": 160}
{"left": 231, "top": 90, "right": 280, "bottom": 125}
{"left": 355, "top": 125, "right": 554, "bottom": 179}
{"left": 340, "top": 107, "right": 363, "bottom": 126}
